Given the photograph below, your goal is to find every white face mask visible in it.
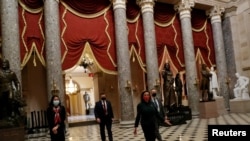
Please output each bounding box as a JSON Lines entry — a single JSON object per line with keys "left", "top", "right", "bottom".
{"left": 53, "top": 100, "right": 60, "bottom": 106}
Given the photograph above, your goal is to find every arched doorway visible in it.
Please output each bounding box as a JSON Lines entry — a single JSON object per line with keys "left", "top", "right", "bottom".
{"left": 64, "top": 73, "right": 96, "bottom": 123}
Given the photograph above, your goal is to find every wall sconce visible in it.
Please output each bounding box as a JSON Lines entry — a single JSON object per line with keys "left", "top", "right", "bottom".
{"left": 133, "top": 85, "right": 138, "bottom": 92}
{"left": 226, "top": 77, "right": 231, "bottom": 85}
{"left": 125, "top": 80, "right": 131, "bottom": 90}
{"left": 154, "top": 79, "right": 160, "bottom": 87}
{"left": 194, "top": 78, "right": 199, "bottom": 86}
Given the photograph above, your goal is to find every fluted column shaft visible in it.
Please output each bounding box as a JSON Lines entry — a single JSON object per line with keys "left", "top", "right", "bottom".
{"left": 112, "top": 0, "right": 134, "bottom": 127}
{"left": 44, "top": 0, "right": 64, "bottom": 103}
{"left": 208, "top": 6, "right": 230, "bottom": 109}
{"left": 175, "top": 1, "right": 199, "bottom": 116}
{"left": 137, "top": 0, "right": 159, "bottom": 90}
{"left": 0, "top": 0, "right": 22, "bottom": 84}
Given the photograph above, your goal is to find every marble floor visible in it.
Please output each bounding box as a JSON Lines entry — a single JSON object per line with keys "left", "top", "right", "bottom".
{"left": 26, "top": 112, "right": 250, "bottom": 141}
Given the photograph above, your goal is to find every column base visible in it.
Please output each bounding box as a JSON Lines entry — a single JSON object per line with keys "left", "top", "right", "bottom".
{"left": 119, "top": 120, "right": 134, "bottom": 128}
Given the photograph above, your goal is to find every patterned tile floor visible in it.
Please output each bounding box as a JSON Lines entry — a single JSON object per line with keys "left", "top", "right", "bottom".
{"left": 26, "top": 112, "right": 250, "bottom": 141}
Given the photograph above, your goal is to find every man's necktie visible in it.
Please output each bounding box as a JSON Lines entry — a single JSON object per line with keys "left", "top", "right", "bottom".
{"left": 103, "top": 101, "right": 107, "bottom": 115}
{"left": 154, "top": 98, "right": 160, "bottom": 112}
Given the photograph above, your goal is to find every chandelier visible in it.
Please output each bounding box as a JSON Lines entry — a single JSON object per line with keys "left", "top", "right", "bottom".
{"left": 65, "top": 76, "right": 78, "bottom": 94}
{"left": 80, "top": 54, "right": 94, "bottom": 73}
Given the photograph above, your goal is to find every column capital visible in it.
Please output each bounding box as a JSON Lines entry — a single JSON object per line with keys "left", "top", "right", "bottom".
{"left": 206, "top": 6, "right": 225, "bottom": 24}
{"left": 111, "top": 0, "right": 127, "bottom": 10}
{"left": 224, "top": 5, "right": 237, "bottom": 18}
{"left": 174, "top": 0, "right": 195, "bottom": 19}
{"left": 136, "top": 0, "right": 155, "bottom": 13}
{"left": 174, "top": 0, "right": 195, "bottom": 13}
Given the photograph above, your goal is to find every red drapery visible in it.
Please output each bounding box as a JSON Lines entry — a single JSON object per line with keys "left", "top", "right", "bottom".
{"left": 19, "top": 0, "right": 45, "bottom": 68}
{"left": 154, "top": 3, "right": 184, "bottom": 72}
{"left": 191, "top": 9, "right": 215, "bottom": 67}
{"left": 18, "top": 0, "right": 215, "bottom": 74}
{"left": 127, "top": 0, "right": 146, "bottom": 70}
{"left": 62, "top": 0, "right": 110, "bottom": 14}
{"left": 60, "top": 1, "right": 117, "bottom": 73}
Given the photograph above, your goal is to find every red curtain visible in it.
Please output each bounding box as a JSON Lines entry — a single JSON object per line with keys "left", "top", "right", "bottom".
{"left": 192, "top": 9, "right": 215, "bottom": 67}
{"left": 127, "top": 0, "right": 146, "bottom": 68}
{"left": 19, "top": 0, "right": 45, "bottom": 67}
{"left": 154, "top": 3, "right": 184, "bottom": 71}
{"left": 20, "top": 0, "right": 43, "bottom": 9}
{"left": 62, "top": 0, "right": 110, "bottom": 14}
{"left": 60, "top": 3, "right": 117, "bottom": 73}
{"left": 18, "top": 0, "right": 215, "bottom": 74}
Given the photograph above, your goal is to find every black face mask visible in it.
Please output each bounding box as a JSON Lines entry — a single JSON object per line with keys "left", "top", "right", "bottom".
{"left": 101, "top": 97, "right": 106, "bottom": 100}
{"left": 152, "top": 93, "right": 157, "bottom": 97}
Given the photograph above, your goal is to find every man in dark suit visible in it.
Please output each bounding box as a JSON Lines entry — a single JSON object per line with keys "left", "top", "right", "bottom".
{"left": 150, "top": 88, "right": 167, "bottom": 141}
{"left": 94, "top": 93, "right": 114, "bottom": 141}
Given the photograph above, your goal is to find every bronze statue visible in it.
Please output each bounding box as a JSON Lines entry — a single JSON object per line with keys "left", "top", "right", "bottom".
{"left": 200, "top": 64, "right": 212, "bottom": 101}
{"left": 162, "top": 62, "right": 176, "bottom": 112}
{"left": 175, "top": 73, "right": 183, "bottom": 107}
{"left": 0, "top": 58, "right": 26, "bottom": 127}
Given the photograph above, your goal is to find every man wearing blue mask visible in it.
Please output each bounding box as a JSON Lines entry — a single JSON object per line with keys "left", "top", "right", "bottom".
{"left": 94, "top": 93, "right": 114, "bottom": 141}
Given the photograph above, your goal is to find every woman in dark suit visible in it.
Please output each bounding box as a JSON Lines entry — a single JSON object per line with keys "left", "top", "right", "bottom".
{"left": 134, "top": 90, "right": 171, "bottom": 141}
{"left": 94, "top": 93, "right": 114, "bottom": 141}
{"left": 47, "top": 95, "right": 66, "bottom": 141}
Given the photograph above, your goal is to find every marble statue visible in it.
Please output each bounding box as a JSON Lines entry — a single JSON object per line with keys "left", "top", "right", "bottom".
{"left": 233, "top": 73, "right": 250, "bottom": 99}
{"left": 209, "top": 67, "right": 220, "bottom": 99}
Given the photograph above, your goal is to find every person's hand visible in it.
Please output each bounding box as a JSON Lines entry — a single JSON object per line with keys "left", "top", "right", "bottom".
{"left": 164, "top": 119, "right": 172, "bottom": 126}
{"left": 52, "top": 125, "right": 59, "bottom": 134}
{"left": 96, "top": 118, "right": 101, "bottom": 123}
{"left": 134, "top": 128, "right": 137, "bottom": 136}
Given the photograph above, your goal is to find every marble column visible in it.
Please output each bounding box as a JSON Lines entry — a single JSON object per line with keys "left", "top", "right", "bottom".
{"left": 207, "top": 6, "right": 230, "bottom": 110}
{"left": 175, "top": 1, "right": 199, "bottom": 116}
{"left": 44, "top": 0, "right": 65, "bottom": 103}
{"left": 137, "top": 0, "right": 159, "bottom": 90}
{"left": 112, "top": 0, "right": 134, "bottom": 128}
{"left": 222, "top": 7, "right": 237, "bottom": 99}
{"left": 0, "top": 0, "right": 22, "bottom": 84}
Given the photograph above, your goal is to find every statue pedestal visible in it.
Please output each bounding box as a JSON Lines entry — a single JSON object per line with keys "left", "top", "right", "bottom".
{"left": 199, "top": 101, "right": 219, "bottom": 119}
{"left": 215, "top": 97, "right": 228, "bottom": 115}
{"left": 0, "top": 126, "right": 25, "bottom": 141}
{"left": 230, "top": 99, "right": 250, "bottom": 113}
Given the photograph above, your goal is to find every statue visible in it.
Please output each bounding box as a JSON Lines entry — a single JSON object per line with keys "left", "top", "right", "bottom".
{"left": 175, "top": 73, "right": 183, "bottom": 107}
{"left": 0, "top": 58, "right": 26, "bottom": 127}
{"left": 83, "top": 91, "right": 91, "bottom": 114}
{"left": 209, "top": 67, "right": 220, "bottom": 99}
{"left": 233, "top": 73, "right": 250, "bottom": 99}
{"left": 162, "top": 62, "right": 176, "bottom": 112}
{"left": 200, "top": 64, "right": 212, "bottom": 101}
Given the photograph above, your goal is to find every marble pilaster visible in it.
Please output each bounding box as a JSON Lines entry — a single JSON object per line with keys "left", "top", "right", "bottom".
{"left": 207, "top": 6, "right": 230, "bottom": 110}
{"left": 44, "top": 0, "right": 65, "bottom": 103}
{"left": 112, "top": 0, "right": 134, "bottom": 128}
{"left": 137, "top": 0, "right": 159, "bottom": 90}
{"left": 0, "top": 0, "right": 22, "bottom": 84}
{"left": 175, "top": 0, "right": 200, "bottom": 116}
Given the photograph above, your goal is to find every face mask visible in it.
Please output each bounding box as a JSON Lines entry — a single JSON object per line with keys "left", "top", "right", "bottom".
{"left": 152, "top": 93, "right": 157, "bottom": 97}
{"left": 143, "top": 95, "right": 150, "bottom": 102}
{"left": 101, "top": 97, "right": 106, "bottom": 100}
{"left": 53, "top": 100, "right": 60, "bottom": 106}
